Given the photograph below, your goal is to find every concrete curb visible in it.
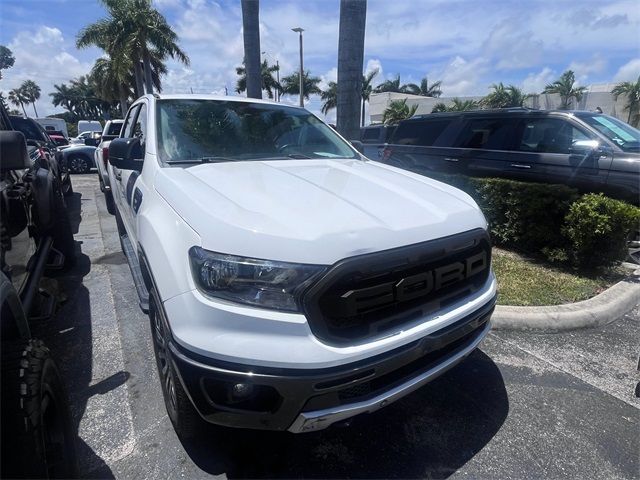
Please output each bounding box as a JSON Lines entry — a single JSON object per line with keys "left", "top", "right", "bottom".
{"left": 492, "top": 268, "right": 640, "bottom": 332}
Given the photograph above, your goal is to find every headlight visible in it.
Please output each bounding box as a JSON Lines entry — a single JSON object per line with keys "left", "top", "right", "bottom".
{"left": 188, "top": 246, "right": 327, "bottom": 312}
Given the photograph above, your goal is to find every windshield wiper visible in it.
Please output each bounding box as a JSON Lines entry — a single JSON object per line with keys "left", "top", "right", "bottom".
{"left": 167, "top": 156, "right": 236, "bottom": 164}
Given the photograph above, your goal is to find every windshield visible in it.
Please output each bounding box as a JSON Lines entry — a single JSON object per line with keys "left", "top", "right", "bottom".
{"left": 579, "top": 114, "right": 640, "bottom": 153}
{"left": 156, "top": 99, "right": 358, "bottom": 163}
{"left": 10, "top": 117, "right": 47, "bottom": 142}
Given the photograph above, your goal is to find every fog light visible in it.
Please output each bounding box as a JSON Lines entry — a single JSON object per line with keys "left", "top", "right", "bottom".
{"left": 232, "top": 383, "right": 254, "bottom": 398}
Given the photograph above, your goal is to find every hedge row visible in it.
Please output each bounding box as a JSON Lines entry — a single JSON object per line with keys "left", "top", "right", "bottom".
{"left": 432, "top": 174, "right": 640, "bottom": 270}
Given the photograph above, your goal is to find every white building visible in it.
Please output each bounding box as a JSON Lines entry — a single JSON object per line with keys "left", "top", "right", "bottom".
{"left": 368, "top": 83, "right": 633, "bottom": 125}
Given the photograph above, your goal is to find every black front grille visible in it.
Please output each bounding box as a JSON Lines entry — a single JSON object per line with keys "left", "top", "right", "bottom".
{"left": 302, "top": 229, "right": 491, "bottom": 345}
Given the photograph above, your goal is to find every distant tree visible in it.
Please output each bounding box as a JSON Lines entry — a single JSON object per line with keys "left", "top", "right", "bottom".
{"left": 361, "top": 68, "right": 378, "bottom": 126}
{"left": 235, "top": 59, "right": 281, "bottom": 99}
{"left": 431, "top": 98, "right": 480, "bottom": 113}
{"left": 281, "top": 71, "right": 322, "bottom": 103}
{"left": 321, "top": 81, "right": 337, "bottom": 115}
{"left": 482, "top": 83, "right": 530, "bottom": 108}
{"left": 0, "top": 45, "right": 15, "bottom": 80}
{"left": 611, "top": 76, "right": 640, "bottom": 127}
{"left": 21, "top": 80, "right": 41, "bottom": 117}
{"left": 382, "top": 98, "right": 418, "bottom": 125}
{"left": 8, "top": 87, "right": 27, "bottom": 117}
{"left": 543, "top": 70, "right": 587, "bottom": 109}
{"left": 92, "top": 56, "right": 133, "bottom": 116}
{"left": 402, "top": 76, "right": 443, "bottom": 97}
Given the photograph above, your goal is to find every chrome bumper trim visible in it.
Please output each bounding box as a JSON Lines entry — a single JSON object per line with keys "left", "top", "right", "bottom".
{"left": 287, "top": 320, "right": 491, "bottom": 433}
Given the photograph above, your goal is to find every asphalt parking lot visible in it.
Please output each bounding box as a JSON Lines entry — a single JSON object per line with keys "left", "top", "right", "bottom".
{"left": 33, "top": 174, "right": 640, "bottom": 479}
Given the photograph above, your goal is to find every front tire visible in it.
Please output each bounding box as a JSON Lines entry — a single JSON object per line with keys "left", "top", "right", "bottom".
{"left": 1, "top": 339, "right": 78, "bottom": 479}
{"left": 149, "top": 288, "right": 201, "bottom": 439}
{"left": 67, "top": 155, "right": 90, "bottom": 174}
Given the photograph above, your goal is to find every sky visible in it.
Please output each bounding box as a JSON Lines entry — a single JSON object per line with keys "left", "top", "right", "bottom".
{"left": 0, "top": 0, "right": 639, "bottom": 121}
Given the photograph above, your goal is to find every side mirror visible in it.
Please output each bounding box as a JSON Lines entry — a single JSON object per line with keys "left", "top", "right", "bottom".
{"left": 350, "top": 140, "right": 364, "bottom": 154}
{"left": 109, "top": 137, "right": 143, "bottom": 170}
{"left": 0, "top": 131, "right": 30, "bottom": 171}
{"left": 569, "top": 139, "right": 599, "bottom": 154}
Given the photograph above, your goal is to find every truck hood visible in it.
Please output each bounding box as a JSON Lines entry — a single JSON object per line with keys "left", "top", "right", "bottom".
{"left": 155, "top": 159, "right": 487, "bottom": 265}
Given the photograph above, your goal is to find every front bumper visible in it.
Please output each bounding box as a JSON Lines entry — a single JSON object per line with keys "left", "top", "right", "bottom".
{"left": 168, "top": 296, "right": 496, "bottom": 432}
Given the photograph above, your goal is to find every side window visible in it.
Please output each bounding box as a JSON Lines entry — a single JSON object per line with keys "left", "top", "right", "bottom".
{"left": 393, "top": 120, "right": 453, "bottom": 146}
{"left": 362, "top": 128, "right": 380, "bottom": 142}
{"left": 132, "top": 104, "right": 148, "bottom": 151}
{"left": 122, "top": 105, "right": 140, "bottom": 138}
{"left": 516, "top": 118, "right": 593, "bottom": 154}
{"left": 454, "top": 118, "right": 513, "bottom": 150}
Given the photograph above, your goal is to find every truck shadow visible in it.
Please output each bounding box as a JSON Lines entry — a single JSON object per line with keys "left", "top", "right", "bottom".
{"left": 31, "top": 189, "right": 117, "bottom": 478}
{"left": 182, "top": 349, "right": 508, "bottom": 478}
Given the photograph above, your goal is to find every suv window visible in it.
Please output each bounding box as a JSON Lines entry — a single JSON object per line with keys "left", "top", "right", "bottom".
{"left": 362, "top": 127, "right": 380, "bottom": 142}
{"left": 132, "top": 104, "right": 147, "bottom": 150}
{"left": 10, "top": 117, "right": 47, "bottom": 142}
{"left": 106, "top": 122, "right": 123, "bottom": 136}
{"left": 392, "top": 119, "right": 453, "bottom": 146}
{"left": 454, "top": 117, "right": 513, "bottom": 150}
{"left": 515, "top": 118, "right": 592, "bottom": 154}
{"left": 122, "top": 105, "right": 140, "bottom": 138}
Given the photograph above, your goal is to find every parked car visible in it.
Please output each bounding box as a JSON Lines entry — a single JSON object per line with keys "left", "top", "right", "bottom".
{"left": 49, "top": 134, "right": 69, "bottom": 147}
{"left": 70, "top": 130, "right": 99, "bottom": 145}
{"left": 0, "top": 104, "right": 77, "bottom": 477}
{"left": 9, "top": 115, "right": 73, "bottom": 195}
{"left": 77, "top": 120, "right": 102, "bottom": 135}
{"left": 108, "top": 94, "right": 496, "bottom": 437}
{"left": 95, "top": 119, "right": 123, "bottom": 211}
{"left": 35, "top": 117, "right": 68, "bottom": 138}
{"left": 381, "top": 109, "right": 640, "bottom": 204}
{"left": 360, "top": 124, "right": 396, "bottom": 159}
{"left": 61, "top": 142, "right": 97, "bottom": 173}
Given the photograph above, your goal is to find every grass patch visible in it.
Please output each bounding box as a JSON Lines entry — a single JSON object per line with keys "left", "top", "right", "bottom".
{"left": 492, "top": 248, "right": 625, "bottom": 306}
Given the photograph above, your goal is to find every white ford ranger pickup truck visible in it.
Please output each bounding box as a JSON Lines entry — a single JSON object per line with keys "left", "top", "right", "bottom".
{"left": 107, "top": 94, "right": 496, "bottom": 436}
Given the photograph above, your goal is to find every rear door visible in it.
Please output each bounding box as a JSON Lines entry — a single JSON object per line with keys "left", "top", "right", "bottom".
{"left": 449, "top": 116, "right": 518, "bottom": 179}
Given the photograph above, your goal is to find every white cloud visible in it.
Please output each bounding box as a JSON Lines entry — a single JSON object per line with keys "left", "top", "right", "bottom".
{"left": 436, "top": 56, "right": 488, "bottom": 97}
{"left": 3, "top": 26, "right": 92, "bottom": 116}
{"left": 521, "top": 67, "right": 556, "bottom": 93}
{"left": 482, "top": 18, "right": 544, "bottom": 70}
{"left": 613, "top": 58, "right": 640, "bottom": 82}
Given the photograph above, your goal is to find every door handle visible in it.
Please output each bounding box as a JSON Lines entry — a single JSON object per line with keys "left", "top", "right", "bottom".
{"left": 114, "top": 170, "right": 122, "bottom": 180}
{"left": 444, "top": 157, "right": 459, "bottom": 162}
{"left": 510, "top": 164, "right": 531, "bottom": 169}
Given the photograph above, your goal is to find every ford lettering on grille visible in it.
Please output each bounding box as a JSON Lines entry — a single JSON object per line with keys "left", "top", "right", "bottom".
{"left": 336, "top": 251, "right": 488, "bottom": 317}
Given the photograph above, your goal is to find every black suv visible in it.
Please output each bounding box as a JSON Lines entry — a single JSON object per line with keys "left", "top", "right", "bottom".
{"left": 382, "top": 109, "right": 640, "bottom": 203}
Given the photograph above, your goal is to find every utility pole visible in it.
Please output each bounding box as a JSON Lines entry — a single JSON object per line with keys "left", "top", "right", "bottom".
{"left": 292, "top": 27, "right": 304, "bottom": 107}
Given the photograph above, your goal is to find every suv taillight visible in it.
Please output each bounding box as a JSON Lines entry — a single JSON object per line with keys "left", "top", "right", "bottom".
{"left": 381, "top": 146, "right": 392, "bottom": 163}
{"left": 102, "top": 147, "right": 109, "bottom": 166}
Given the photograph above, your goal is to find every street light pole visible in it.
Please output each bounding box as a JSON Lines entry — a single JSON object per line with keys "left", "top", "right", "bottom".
{"left": 292, "top": 27, "right": 304, "bottom": 107}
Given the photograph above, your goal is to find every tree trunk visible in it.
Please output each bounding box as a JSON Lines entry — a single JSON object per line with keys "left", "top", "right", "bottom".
{"left": 32, "top": 102, "right": 38, "bottom": 117}
{"left": 337, "top": 0, "right": 367, "bottom": 141}
{"left": 20, "top": 102, "right": 27, "bottom": 117}
{"left": 143, "top": 50, "right": 153, "bottom": 94}
{"left": 361, "top": 97, "right": 365, "bottom": 126}
{"left": 134, "top": 60, "right": 145, "bottom": 98}
{"left": 119, "top": 85, "right": 129, "bottom": 117}
{"left": 241, "top": 0, "right": 262, "bottom": 99}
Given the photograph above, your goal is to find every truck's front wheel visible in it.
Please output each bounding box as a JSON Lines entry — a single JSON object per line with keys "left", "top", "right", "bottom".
{"left": 149, "top": 288, "right": 201, "bottom": 439}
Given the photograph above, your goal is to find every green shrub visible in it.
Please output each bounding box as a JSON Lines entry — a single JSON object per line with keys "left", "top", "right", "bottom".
{"left": 563, "top": 193, "right": 640, "bottom": 268}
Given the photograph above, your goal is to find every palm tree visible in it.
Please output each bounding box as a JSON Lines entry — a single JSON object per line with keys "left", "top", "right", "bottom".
{"left": 241, "top": 0, "right": 261, "bottom": 99}
{"left": 611, "top": 76, "right": 640, "bottom": 127}
{"left": 0, "top": 45, "right": 15, "bottom": 80}
{"left": 8, "top": 87, "right": 27, "bottom": 117}
{"left": 431, "top": 98, "right": 479, "bottom": 113}
{"left": 361, "top": 68, "right": 378, "bottom": 126}
{"left": 543, "top": 70, "right": 587, "bottom": 110}
{"left": 382, "top": 99, "right": 418, "bottom": 125}
{"left": 235, "top": 60, "right": 281, "bottom": 99}
{"left": 481, "top": 82, "right": 510, "bottom": 108}
{"left": 374, "top": 75, "right": 402, "bottom": 93}
{"left": 92, "top": 56, "right": 133, "bottom": 116}
{"left": 281, "top": 71, "right": 322, "bottom": 103}
{"left": 77, "top": 0, "right": 189, "bottom": 95}
{"left": 336, "top": 0, "right": 367, "bottom": 140}
{"left": 401, "top": 76, "right": 443, "bottom": 97}
{"left": 321, "top": 81, "right": 337, "bottom": 115}
{"left": 20, "top": 80, "right": 41, "bottom": 117}
{"left": 506, "top": 85, "right": 530, "bottom": 108}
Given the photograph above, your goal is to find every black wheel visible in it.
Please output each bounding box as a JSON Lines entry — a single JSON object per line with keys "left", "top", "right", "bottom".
{"left": 149, "top": 288, "right": 201, "bottom": 439}
{"left": 51, "top": 185, "right": 76, "bottom": 269}
{"left": 105, "top": 190, "right": 116, "bottom": 216}
{"left": 1, "top": 339, "right": 78, "bottom": 479}
{"left": 67, "top": 155, "right": 90, "bottom": 174}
